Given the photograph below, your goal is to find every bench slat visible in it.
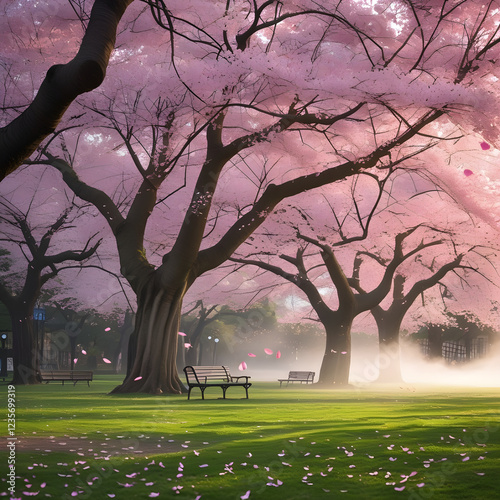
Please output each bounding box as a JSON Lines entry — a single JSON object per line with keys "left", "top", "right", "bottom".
{"left": 40, "top": 370, "right": 93, "bottom": 386}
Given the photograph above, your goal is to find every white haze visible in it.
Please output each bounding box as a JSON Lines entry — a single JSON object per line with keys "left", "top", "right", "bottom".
{"left": 222, "top": 332, "right": 500, "bottom": 387}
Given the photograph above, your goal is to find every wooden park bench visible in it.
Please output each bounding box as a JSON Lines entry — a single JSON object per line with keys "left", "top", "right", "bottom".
{"left": 183, "top": 365, "right": 252, "bottom": 400}
{"left": 40, "top": 370, "right": 93, "bottom": 386}
{"left": 278, "top": 370, "right": 315, "bottom": 387}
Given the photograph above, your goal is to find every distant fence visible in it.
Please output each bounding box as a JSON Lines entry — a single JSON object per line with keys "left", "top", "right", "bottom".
{"left": 419, "top": 337, "right": 489, "bottom": 363}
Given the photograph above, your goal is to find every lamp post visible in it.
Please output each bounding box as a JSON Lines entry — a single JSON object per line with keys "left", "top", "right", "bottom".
{"left": 207, "top": 336, "right": 220, "bottom": 365}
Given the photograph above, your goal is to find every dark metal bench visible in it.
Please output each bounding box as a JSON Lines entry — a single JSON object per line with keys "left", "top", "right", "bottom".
{"left": 278, "top": 370, "right": 315, "bottom": 387}
{"left": 40, "top": 370, "right": 93, "bottom": 386}
{"left": 183, "top": 365, "right": 252, "bottom": 400}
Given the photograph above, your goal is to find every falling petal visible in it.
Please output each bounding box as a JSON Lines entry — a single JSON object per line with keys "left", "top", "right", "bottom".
{"left": 464, "top": 169, "right": 473, "bottom": 176}
{"left": 184, "top": 343, "right": 192, "bottom": 348}
{"left": 241, "top": 490, "right": 251, "bottom": 500}
{"left": 178, "top": 332, "right": 187, "bottom": 336}
{"left": 264, "top": 348, "right": 273, "bottom": 355}
{"left": 417, "top": 483, "right": 425, "bottom": 487}
{"left": 134, "top": 376, "right": 143, "bottom": 381}
{"left": 239, "top": 362, "right": 248, "bottom": 371}
{"left": 394, "top": 486, "right": 405, "bottom": 492}
{"left": 149, "top": 494, "right": 160, "bottom": 498}
{"left": 81, "top": 349, "right": 87, "bottom": 355}
{"left": 276, "top": 351, "right": 281, "bottom": 359}
{"left": 73, "top": 358, "right": 78, "bottom": 364}
{"left": 105, "top": 327, "right": 111, "bottom": 332}
{"left": 476, "top": 472, "right": 485, "bottom": 476}
{"left": 248, "top": 353, "right": 256, "bottom": 357}
{"left": 102, "top": 358, "right": 112, "bottom": 364}
{"left": 341, "top": 351, "right": 347, "bottom": 355}
{"left": 480, "top": 141, "right": 490, "bottom": 150}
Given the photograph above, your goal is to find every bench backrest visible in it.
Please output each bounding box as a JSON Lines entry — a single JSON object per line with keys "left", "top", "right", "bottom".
{"left": 184, "top": 365, "right": 231, "bottom": 384}
{"left": 40, "top": 370, "right": 93, "bottom": 379}
{"left": 288, "top": 371, "right": 315, "bottom": 381}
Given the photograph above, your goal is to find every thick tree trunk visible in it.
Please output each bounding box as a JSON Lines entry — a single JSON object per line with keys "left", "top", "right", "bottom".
{"left": 372, "top": 312, "right": 404, "bottom": 383}
{"left": 317, "top": 320, "right": 351, "bottom": 386}
{"left": 11, "top": 306, "right": 41, "bottom": 385}
{"left": 377, "top": 326, "right": 403, "bottom": 383}
{"left": 111, "top": 280, "right": 187, "bottom": 395}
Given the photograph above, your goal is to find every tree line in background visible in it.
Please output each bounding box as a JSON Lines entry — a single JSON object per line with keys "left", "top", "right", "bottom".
{"left": 0, "top": 294, "right": 495, "bottom": 387}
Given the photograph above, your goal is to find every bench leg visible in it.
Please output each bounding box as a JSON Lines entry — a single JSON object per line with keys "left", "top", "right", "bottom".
{"left": 200, "top": 387, "right": 206, "bottom": 400}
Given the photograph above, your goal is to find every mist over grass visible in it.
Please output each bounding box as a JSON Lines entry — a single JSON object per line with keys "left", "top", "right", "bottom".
{"left": 215, "top": 330, "right": 500, "bottom": 387}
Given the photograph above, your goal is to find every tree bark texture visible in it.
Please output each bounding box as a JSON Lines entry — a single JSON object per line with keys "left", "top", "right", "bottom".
{"left": 317, "top": 316, "right": 352, "bottom": 386}
{"left": 111, "top": 276, "right": 187, "bottom": 394}
{"left": 374, "top": 316, "right": 404, "bottom": 383}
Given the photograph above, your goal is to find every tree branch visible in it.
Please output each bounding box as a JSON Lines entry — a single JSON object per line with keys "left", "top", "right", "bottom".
{"left": 0, "top": 0, "right": 134, "bottom": 179}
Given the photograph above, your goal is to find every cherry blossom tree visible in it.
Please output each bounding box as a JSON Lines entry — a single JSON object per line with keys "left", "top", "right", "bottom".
{"left": 4, "top": 0, "right": 500, "bottom": 394}
{"left": 226, "top": 163, "right": 498, "bottom": 385}
{"left": 350, "top": 237, "right": 469, "bottom": 383}
{"left": 0, "top": 193, "right": 100, "bottom": 384}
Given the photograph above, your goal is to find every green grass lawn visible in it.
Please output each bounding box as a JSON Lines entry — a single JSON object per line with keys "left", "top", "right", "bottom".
{"left": 1, "top": 375, "right": 499, "bottom": 499}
